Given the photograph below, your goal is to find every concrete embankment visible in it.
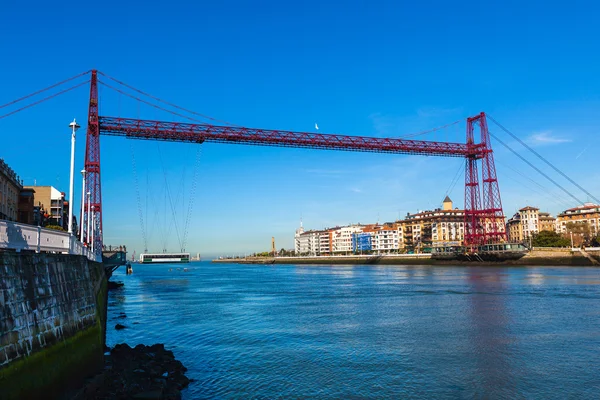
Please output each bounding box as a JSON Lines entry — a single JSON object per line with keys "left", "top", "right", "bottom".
{"left": 0, "top": 252, "right": 107, "bottom": 399}
{"left": 213, "top": 248, "right": 600, "bottom": 266}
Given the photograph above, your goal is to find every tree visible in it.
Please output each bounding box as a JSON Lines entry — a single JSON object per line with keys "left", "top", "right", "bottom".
{"left": 531, "top": 230, "right": 570, "bottom": 247}
{"left": 565, "top": 222, "right": 592, "bottom": 246}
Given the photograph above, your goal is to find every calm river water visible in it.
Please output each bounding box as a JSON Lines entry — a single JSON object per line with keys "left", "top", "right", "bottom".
{"left": 106, "top": 262, "right": 600, "bottom": 399}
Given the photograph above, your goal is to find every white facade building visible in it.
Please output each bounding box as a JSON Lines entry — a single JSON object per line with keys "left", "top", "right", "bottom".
{"left": 371, "top": 224, "right": 400, "bottom": 253}
{"left": 332, "top": 225, "right": 364, "bottom": 254}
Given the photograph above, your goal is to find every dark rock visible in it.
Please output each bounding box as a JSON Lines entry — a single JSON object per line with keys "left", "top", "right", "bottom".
{"left": 132, "top": 390, "right": 163, "bottom": 399}
{"left": 76, "top": 343, "right": 189, "bottom": 399}
{"left": 107, "top": 280, "right": 125, "bottom": 290}
{"left": 115, "top": 323, "right": 127, "bottom": 330}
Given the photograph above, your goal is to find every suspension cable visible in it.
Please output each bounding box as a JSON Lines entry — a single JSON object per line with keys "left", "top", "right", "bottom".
{"left": 98, "top": 71, "right": 239, "bottom": 126}
{"left": 495, "top": 158, "right": 572, "bottom": 209}
{"left": 0, "top": 80, "right": 90, "bottom": 120}
{"left": 488, "top": 115, "right": 599, "bottom": 204}
{"left": 181, "top": 146, "right": 202, "bottom": 252}
{"left": 444, "top": 159, "right": 464, "bottom": 198}
{"left": 489, "top": 130, "right": 584, "bottom": 205}
{"left": 130, "top": 143, "right": 149, "bottom": 252}
{"left": 156, "top": 143, "right": 183, "bottom": 252}
{"left": 399, "top": 120, "right": 461, "bottom": 139}
{"left": 98, "top": 80, "right": 205, "bottom": 123}
{"left": 0, "top": 70, "right": 90, "bottom": 109}
{"left": 495, "top": 159, "right": 573, "bottom": 210}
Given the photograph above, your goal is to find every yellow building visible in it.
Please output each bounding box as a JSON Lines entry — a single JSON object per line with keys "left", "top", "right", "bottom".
{"left": 23, "top": 186, "right": 66, "bottom": 228}
{"left": 506, "top": 213, "right": 523, "bottom": 242}
{"left": 556, "top": 203, "right": 600, "bottom": 238}
{"left": 506, "top": 206, "right": 557, "bottom": 243}
{"left": 399, "top": 196, "right": 465, "bottom": 249}
{"left": 539, "top": 212, "right": 557, "bottom": 233}
{"left": 0, "top": 159, "right": 22, "bottom": 221}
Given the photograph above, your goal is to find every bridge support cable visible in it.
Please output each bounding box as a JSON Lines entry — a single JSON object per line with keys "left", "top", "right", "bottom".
{"left": 130, "top": 143, "right": 149, "bottom": 253}
{"left": 156, "top": 143, "right": 184, "bottom": 253}
{"left": 97, "top": 80, "right": 207, "bottom": 124}
{"left": 0, "top": 70, "right": 90, "bottom": 110}
{"left": 488, "top": 115, "right": 599, "bottom": 205}
{"left": 181, "top": 146, "right": 202, "bottom": 253}
{"left": 97, "top": 71, "right": 239, "bottom": 126}
{"left": 444, "top": 159, "right": 466, "bottom": 199}
{"left": 495, "top": 159, "right": 574, "bottom": 210}
{"left": 489, "top": 131, "right": 585, "bottom": 206}
{"left": 0, "top": 80, "right": 90, "bottom": 120}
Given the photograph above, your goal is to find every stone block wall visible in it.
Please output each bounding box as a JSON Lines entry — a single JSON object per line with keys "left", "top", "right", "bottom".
{"left": 0, "top": 252, "right": 107, "bottom": 399}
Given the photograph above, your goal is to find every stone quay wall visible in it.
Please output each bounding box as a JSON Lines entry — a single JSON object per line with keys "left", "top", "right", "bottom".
{"left": 0, "top": 252, "right": 108, "bottom": 399}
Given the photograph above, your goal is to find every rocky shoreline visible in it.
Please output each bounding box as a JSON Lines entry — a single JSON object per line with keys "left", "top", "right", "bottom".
{"left": 74, "top": 343, "right": 190, "bottom": 399}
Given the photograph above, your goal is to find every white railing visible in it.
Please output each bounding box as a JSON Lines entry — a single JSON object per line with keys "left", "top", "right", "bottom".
{"left": 0, "top": 219, "right": 101, "bottom": 262}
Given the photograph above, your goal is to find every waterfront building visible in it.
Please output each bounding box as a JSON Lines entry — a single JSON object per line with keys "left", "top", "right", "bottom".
{"left": 293, "top": 196, "right": 513, "bottom": 256}
{"left": 399, "top": 197, "right": 465, "bottom": 250}
{"left": 539, "top": 212, "right": 557, "bottom": 233}
{"left": 556, "top": 203, "right": 600, "bottom": 238}
{"left": 18, "top": 187, "right": 36, "bottom": 224}
{"left": 352, "top": 231, "right": 373, "bottom": 252}
{"left": 0, "top": 158, "right": 23, "bottom": 221}
{"left": 318, "top": 231, "right": 332, "bottom": 255}
{"left": 507, "top": 206, "right": 557, "bottom": 243}
{"left": 23, "top": 186, "right": 66, "bottom": 228}
{"left": 506, "top": 213, "right": 522, "bottom": 242}
{"left": 331, "top": 225, "right": 364, "bottom": 254}
{"left": 371, "top": 223, "right": 401, "bottom": 253}
{"left": 520, "top": 206, "right": 539, "bottom": 240}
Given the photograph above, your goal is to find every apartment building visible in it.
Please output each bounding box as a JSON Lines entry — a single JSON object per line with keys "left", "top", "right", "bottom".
{"left": 371, "top": 223, "right": 401, "bottom": 253}
{"left": 331, "top": 225, "right": 364, "bottom": 254}
{"left": 539, "top": 212, "right": 557, "bottom": 233}
{"left": 23, "top": 186, "right": 66, "bottom": 227}
{"left": 18, "top": 187, "right": 36, "bottom": 224}
{"left": 506, "top": 213, "right": 523, "bottom": 242}
{"left": 507, "top": 206, "right": 557, "bottom": 242}
{"left": 556, "top": 203, "right": 600, "bottom": 237}
{"left": 318, "top": 231, "right": 332, "bottom": 255}
{"left": 400, "top": 196, "right": 465, "bottom": 249}
{"left": 0, "top": 158, "right": 23, "bottom": 221}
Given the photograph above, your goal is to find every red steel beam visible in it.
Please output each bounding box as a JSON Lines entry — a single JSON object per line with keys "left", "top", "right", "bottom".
{"left": 98, "top": 116, "right": 480, "bottom": 158}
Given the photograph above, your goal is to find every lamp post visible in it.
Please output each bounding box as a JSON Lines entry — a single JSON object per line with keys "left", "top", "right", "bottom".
{"left": 86, "top": 191, "right": 91, "bottom": 245}
{"left": 80, "top": 169, "right": 86, "bottom": 243}
{"left": 67, "top": 119, "right": 80, "bottom": 236}
{"left": 91, "top": 206, "right": 95, "bottom": 253}
{"left": 570, "top": 231, "right": 574, "bottom": 249}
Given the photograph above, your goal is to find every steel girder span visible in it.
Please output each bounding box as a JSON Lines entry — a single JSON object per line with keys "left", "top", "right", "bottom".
{"left": 97, "top": 116, "right": 476, "bottom": 158}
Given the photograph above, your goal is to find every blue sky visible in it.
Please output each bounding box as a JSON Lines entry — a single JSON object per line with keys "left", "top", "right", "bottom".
{"left": 1, "top": 1, "right": 599, "bottom": 257}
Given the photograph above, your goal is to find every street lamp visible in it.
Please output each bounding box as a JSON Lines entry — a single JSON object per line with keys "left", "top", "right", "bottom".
{"left": 80, "top": 169, "right": 86, "bottom": 243}
{"left": 91, "top": 206, "right": 95, "bottom": 253}
{"left": 67, "top": 119, "right": 80, "bottom": 236}
{"left": 86, "top": 191, "right": 91, "bottom": 245}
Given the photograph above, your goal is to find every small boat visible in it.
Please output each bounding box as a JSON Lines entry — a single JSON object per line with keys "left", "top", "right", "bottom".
{"left": 432, "top": 243, "right": 528, "bottom": 261}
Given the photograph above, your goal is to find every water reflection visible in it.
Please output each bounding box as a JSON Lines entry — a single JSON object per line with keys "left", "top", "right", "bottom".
{"left": 467, "top": 269, "right": 516, "bottom": 398}
{"left": 107, "top": 263, "right": 600, "bottom": 399}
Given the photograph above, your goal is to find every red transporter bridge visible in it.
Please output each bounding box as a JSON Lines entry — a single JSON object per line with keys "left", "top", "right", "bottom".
{"left": 82, "top": 70, "right": 506, "bottom": 251}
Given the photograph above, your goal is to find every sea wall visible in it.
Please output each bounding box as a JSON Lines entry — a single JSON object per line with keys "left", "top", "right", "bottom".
{"left": 213, "top": 250, "right": 597, "bottom": 266}
{"left": 0, "top": 252, "right": 107, "bottom": 399}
